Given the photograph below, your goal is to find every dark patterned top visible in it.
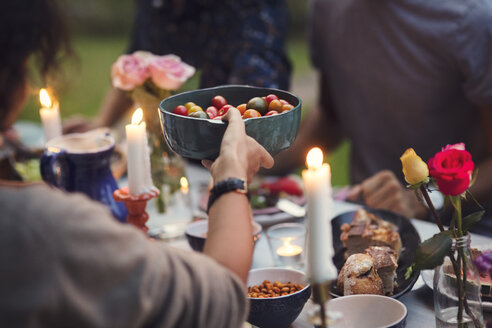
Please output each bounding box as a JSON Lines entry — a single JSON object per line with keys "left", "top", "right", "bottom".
{"left": 129, "top": 0, "right": 291, "bottom": 90}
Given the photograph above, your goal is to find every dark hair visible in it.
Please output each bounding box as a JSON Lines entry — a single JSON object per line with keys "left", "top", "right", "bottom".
{"left": 0, "top": 0, "right": 71, "bottom": 121}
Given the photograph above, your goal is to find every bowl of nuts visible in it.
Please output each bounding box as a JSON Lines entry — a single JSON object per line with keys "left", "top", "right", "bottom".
{"left": 158, "top": 85, "right": 302, "bottom": 160}
{"left": 247, "top": 267, "right": 311, "bottom": 328}
{"left": 185, "top": 219, "right": 262, "bottom": 252}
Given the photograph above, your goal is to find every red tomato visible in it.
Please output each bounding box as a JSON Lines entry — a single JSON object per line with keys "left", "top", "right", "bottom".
{"left": 205, "top": 106, "right": 218, "bottom": 119}
{"left": 265, "top": 110, "right": 279, "bottom": 116}
{"left": 265, "top": 94, "right": 279, "bottom": 104}
{"left": 211, "top": 95, "right": 227, "bottom": 109}
{"left": 218, "top": 104, "right": 233, "bottom": 116}
{"left": 242, "top": 109, "right": 261, "bottom": 119}
{"left": 173, "top": 105, "right": 188, "bottom": 116}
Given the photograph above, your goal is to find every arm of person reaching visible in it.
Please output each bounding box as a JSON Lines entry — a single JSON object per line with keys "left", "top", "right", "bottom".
{"left": 202, "top": 108, "right": 274, "bottom": 283}
{"left": 63, "top": 87, "right": 132, "bottom": 133}
{"left": 267, "top": 73, "right": 343, "bottom": 176}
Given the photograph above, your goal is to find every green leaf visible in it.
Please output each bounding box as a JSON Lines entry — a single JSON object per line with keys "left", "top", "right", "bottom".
{"left": 462, "top": 210, "right": 485, "bottom": 233}
{"left": 414, "top": 232, "right": 453, "bottom": 270}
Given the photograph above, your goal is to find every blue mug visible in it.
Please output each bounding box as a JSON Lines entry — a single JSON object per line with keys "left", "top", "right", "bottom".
{"left": 40, "top": 132, "right": 127, "bottom": 222}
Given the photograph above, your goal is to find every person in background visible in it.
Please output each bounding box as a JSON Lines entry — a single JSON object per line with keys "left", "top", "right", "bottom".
{"left": 64, "top": 0, "right": 291, "bottom": 132}
{"left": 272, "top": 0, "right": 492, "bottom": 234}
{"left": 0, "top": 1, "right": 274, "bottom": 327}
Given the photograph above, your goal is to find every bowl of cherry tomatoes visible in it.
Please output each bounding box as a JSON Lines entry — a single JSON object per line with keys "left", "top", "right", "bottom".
{"left": 158, "top": 85, "right": 302, "bottom": 160}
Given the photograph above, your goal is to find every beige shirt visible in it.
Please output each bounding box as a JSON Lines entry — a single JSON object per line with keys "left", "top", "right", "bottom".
{"left": 0, "top": 184, "right": 247, "bottom": 328}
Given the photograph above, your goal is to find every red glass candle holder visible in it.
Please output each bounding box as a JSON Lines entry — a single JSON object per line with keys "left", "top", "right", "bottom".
{"left": 113, "top": 186, "right": 160, "bottom": 233}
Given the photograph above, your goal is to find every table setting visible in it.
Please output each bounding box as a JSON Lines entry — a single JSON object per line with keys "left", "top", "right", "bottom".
{"left": 8, "top": 67, "right": 492, "bottom": 328}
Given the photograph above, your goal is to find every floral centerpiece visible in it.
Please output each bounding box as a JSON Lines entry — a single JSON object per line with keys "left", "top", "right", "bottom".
{"left": 111, "top": 51, "right": 195, "bottom": 212}
{"left": 400, "top": 143, "right": 485, "bottom": 327}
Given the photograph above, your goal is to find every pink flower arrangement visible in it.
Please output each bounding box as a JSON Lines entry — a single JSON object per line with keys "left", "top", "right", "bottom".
{"left": 111, "top": 51, "right": 195, "bottom": 92}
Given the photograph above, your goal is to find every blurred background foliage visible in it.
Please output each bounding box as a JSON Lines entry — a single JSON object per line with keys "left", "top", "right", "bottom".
{"left": 19, "top": 0, "right": 349, "bottom": 185}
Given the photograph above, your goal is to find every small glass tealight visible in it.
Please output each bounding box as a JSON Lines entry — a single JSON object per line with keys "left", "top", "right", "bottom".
{"left": 267, "top": 222, "right": 306, "bottom": 269}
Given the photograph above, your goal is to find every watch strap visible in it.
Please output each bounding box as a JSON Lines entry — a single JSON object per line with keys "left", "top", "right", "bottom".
{"left": 207, "top": 178, "right": 248, "bottom": 213}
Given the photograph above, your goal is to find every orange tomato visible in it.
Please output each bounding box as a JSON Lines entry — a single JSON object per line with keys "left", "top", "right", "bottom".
{"left": 242, "top": 109, "right": 261, "bottom": 119}
{"left": 236, "top": 103, "right": 247, "bottom": 115}
{"left": 268, "top": 99, "right": 283, "bottom": 112}
{"left": 281, "top": 104, "right": 294, "bottom": 112}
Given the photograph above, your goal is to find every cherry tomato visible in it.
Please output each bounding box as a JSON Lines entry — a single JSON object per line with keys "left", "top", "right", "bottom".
{"left": 265, "top": 110, "right": 279, "bottom": 116}
{"left": 211, "top": 95, "right": 227, "bottom": 109}
{"left": 173, "top": 105, "right": 188, "bottom": 116}
{"left": 218, "top": 104, "right": 233, "bottom": 116}
{"left": 265, "top": 94, "right": 279, "bottom": 104}
{"left": 281, "top": 104, "right": 294, "bottom": 112}
{"left": 247, "top": 97, "right": 268, "bottom": 116}
{"left": 188, "top": 111, "right": 208, "bottom": 119}
{"left": 184, "top": 102, "right": 197, "bottom": 110}
{"left": 242, "top": 109, "right": 261, "bottom": 119}
{"left": 188, "top": 105, "right": 203, "bottom": 114}
{"left": 268, "top": 99, "right": 283, "bottom": 112}
{"left": 205, "top": 106, "right": 218, "bottom": 119}
{"left": 236, "top": 103, "right": 247, "bottom": 115}
{"left": 279, "top": 99, "right": 290, "bottom": 106}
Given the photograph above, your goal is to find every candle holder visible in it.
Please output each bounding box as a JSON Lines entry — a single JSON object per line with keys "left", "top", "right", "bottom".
{"left": 309, "top": 280, "right": 342, "bottom": 328}
{"left": 113, "top": 186, "right": 159, "bottom": 233}
{"left": 266, "top": 223, "right": 306, "bottom": 268}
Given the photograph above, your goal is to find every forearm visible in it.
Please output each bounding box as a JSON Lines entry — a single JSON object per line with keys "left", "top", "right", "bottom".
{"left": 95, "top": 88, "right": 133, "bottom": 128}
{"left": 204, "top": 192, "right": 253, "bottom": 284}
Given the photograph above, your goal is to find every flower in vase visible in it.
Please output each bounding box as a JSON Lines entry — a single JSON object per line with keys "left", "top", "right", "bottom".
{"left": 111, "top": 54, "right": 149, "bottom": 91}
{"left": 400, "top": 148, "right": 429, "bottom": 185}
{"left": 148, "top": 54, "right": 195, "bottom": 90}
{"left": 427, "top": 144, "right": 474, "bottom": 196}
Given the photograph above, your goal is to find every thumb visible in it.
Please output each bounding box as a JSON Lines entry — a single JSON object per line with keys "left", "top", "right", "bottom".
{"left": 201, "top": 160, "right": 213, "bottom": 171}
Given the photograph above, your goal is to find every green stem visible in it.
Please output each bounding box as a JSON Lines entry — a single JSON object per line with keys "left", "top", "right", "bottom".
{"left": 420, "top": 186, "right": 445, "bottom": 231}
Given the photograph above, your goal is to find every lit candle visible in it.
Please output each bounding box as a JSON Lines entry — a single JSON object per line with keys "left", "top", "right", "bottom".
{"left": 180, "top": 177, "right": 189, "bottom": 194}
{"left": 276, "top": 237, "right": 303, "bottom": 264}
{"left": 140, "top": 121, "right": 155, "bottom": 192}
{"left": 126, "top": 108, "right": 148, "bottom": 195}
{"left": 302, "top": 147, "right": 337, "bottom": 283}
{"left": 39, "top": 88, "right": 62, "bottom": 143}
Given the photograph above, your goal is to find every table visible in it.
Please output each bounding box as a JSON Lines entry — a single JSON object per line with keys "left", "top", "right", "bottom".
{"left": 156, "top": 163, "right": 492, "bottom": 327}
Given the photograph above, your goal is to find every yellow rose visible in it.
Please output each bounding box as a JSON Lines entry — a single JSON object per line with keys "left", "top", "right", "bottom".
{"left": 400, "top": 148, "right": 429, "bottom": 185}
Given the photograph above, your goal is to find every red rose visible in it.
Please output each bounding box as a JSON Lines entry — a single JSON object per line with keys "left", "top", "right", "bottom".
{"left": 427, "top": 147, "right": 474, "bottom": 196}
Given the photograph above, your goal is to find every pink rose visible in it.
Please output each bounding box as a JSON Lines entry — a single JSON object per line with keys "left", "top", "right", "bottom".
{"left": 442, "top": 143, "right": 466, "bottom": 151}
{"left": 111, "top": 54, "right": 149, "bottom": 91}
{"left": 148, "top": 55, "right": 195, "bottom": 90}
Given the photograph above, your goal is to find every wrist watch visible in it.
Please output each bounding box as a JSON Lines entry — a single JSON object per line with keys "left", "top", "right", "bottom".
{"left": 207, "top": 178, "right": 248, "bottom": 213}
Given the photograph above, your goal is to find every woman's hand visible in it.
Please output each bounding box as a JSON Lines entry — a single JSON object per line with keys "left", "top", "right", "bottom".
{"left": 202, "top": 108, "right": 274, "bottom": 183}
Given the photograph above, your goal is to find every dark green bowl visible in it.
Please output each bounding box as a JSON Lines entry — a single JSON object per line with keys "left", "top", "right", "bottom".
{"left": 158, "top": 85, "right": 302, "bottom": 160}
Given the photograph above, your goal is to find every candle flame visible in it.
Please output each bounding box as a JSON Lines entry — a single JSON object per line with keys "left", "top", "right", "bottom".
{"left": 180, "top": 177, "right": 189, "bottom": 189}
{"left": 39, "top": 88, "right": 52, "bottom": 108}
{"left": 306, "top": 147, "right": 323, "bottom": 170}
{"left": 131, "top": 108, "right": 143, "bottom": 125}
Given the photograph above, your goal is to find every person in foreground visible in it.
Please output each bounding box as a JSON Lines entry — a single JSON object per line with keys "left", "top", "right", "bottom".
{"left": 0, "top": 1, "right": 274, "bottom": 327}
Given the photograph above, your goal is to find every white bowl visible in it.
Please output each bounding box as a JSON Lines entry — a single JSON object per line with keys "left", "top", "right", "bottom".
{"left": 328, "top": 294, "right": 407, "bottom": 328}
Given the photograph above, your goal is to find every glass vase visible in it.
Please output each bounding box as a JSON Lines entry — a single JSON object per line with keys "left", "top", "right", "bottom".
{"left": 433, "top": 234, "right": 484, "bottom": 328}
{"left": 131, "top": 86, "right": 187, "bottom": 214}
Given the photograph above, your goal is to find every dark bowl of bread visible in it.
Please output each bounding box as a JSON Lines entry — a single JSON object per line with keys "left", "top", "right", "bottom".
{"left": 330, "top": 208, "right": 421, "bottom": 298}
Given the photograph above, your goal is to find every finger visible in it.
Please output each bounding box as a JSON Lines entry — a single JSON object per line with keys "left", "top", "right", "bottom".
{"left": 247, "top": 136, "right": 274, "bottom": 169}
{"left": 359, "top": 170, "right": 394, "bottom": 199}
{"left": 201, "top": 159, "right": 213, "bottom": 171}
{"left": 364, "top": 181, "right": 401, "bottom": 208}
{"left": 346, "top": 184, "right": 362, "bottom": 201}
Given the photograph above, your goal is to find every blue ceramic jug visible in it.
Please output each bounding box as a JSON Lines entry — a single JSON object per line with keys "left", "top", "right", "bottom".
{"left": 40, "top": 131, "right": 127, "bottom": 222}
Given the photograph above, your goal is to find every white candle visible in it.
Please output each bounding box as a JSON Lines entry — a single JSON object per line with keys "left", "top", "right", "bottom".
{"left": 140, "top": 121, "right": 155, "bottom": 192}
{"left": 302, "top": 147, "right": 338, "bottom": 283}
{"left": 276, "top": 237, "right": 303, "bottom": 264}
{"left": 126, "top": 108, "right": 147, "bottom": 195}
{"left": 39, "top": 89, "right": 62, "bottom": 143}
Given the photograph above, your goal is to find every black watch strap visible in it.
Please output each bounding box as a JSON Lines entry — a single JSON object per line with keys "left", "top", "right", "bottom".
{"left": 207, "top": 178, "right": 248, "bottom": 214}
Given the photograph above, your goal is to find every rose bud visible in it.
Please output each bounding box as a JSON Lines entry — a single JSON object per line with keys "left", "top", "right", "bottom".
{"left": 400, "top": 148, "right": 429, "bottom": 185}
